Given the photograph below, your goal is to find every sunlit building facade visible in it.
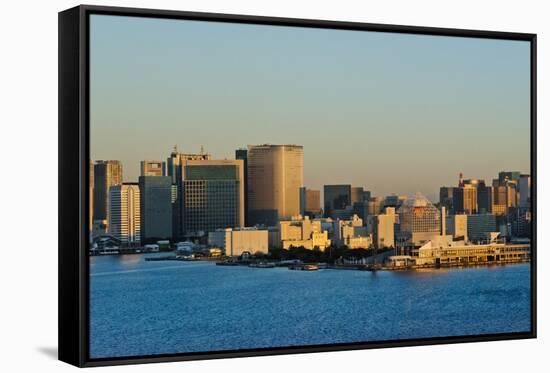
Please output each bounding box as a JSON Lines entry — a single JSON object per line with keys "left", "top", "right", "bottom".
{"left": 108, "top": 183, "right": 141, "bottom": 245}
{"left": 247, "top": 144, "right": 304, "bottom": 226}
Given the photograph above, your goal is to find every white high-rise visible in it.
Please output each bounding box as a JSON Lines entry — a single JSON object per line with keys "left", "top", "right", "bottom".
{"left": 108, "top": 183, "right": 141, "bottom": 245}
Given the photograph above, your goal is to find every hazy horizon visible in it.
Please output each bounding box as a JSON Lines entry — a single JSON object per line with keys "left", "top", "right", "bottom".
{"left": 90, "top": 14, "right": 531, "bottom": 202}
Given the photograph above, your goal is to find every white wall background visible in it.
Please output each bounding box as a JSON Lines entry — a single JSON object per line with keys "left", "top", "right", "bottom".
{"left": 0, "top": 0, "right": 547, "bottom": 371}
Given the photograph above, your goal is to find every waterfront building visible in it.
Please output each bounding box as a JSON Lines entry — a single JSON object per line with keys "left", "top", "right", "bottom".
{"left": 108, "top": 183, "right": 141, "bottom": 245}
{"left": 334, "top": 214, "right": 370, "bottom": 248}
{"left": 139, "top": 176, "right": 172, "bottom": 243}
{"left": 324, "top": 184, "right": 351, "bottom": 218}
{"left": 182, "top": 159, "right": 244, "bottom": 236}
{"left": 247, "top": 144, "right": 304, "bottom": 226}
{"left": 279, "top": 215, "right": 331, "bottom": 250}
{"left": 300, "top": 187, "right": 321, "bottom": 217}
{"left": 467, "top": 213, "right": 497, "bottom": 242}
{"left": 519, "top": 174, "right": 531, "bottom": 208}
{"left": 235, "top": 148, "right": 249, "bottom": 225}
{"left": 373, "top": 207, "right": 396, "bottom": 249}
{"left": 93, "top": 160, "right": 123, "bottom": 225}
{"left": 439, "top": 187, "right": 454, "bottom": 213}
{"left": 397, "top": 194, "right": 441, "bottom": 245}
{"left": 445, "top": 214, "right": 468, "bottom": 241}
{"left": 208, "top": 228, "right": 268, "bottom": 257}
{"left": 140, "top": 160, "right": 165, "bottom": 177}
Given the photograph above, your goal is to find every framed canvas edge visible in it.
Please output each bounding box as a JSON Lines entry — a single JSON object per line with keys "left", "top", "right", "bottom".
{"left": 58, "top": 4, "right": 538, "bottom": 368}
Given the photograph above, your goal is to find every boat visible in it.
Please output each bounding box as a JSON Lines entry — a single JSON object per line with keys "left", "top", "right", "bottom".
{"left": 288, "top": 264, "right": 319, "bottom": 271}
{"left": 249, "top": 262, "right": 276, "bottom": 268}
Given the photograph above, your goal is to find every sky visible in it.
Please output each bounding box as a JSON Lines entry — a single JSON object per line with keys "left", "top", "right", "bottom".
{"left": 90, "top": 14, "right": 531, "bottom": 201}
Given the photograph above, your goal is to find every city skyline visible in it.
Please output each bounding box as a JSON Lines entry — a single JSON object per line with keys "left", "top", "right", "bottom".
{"left": 90, "top": 145, "right": 529, "bottom": 203}
{"left": 90, "top": 15, "right": 530, "bottom": 201}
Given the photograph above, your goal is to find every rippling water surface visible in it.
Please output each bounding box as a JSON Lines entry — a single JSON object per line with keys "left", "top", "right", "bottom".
{"left": 90, "top": 254, "right": 531, "bottom": 358}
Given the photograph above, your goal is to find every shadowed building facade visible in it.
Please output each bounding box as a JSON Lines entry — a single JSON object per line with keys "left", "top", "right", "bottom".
{"left": 93, "top": 160, "right": 123, "bottom": 226}
{"left": 182, "top": 159, "right": 244, "bottom": 236}
{"left": 139, "top": 176, "right": 172, "bottom": 243}
{"left": 247, "top": 144, "right": 304, "bottom": 226}
{"left": 324, "top": 184, "right": 351, "bottom": 218}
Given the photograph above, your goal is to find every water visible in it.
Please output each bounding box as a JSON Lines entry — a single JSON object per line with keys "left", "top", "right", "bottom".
{"left": 89, "top": 254, "right": 531, "bottom": 358}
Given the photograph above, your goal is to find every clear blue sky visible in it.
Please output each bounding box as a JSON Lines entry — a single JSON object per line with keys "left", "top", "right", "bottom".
{"left": 90, "top": 14, "right": 530, "bottom": 201}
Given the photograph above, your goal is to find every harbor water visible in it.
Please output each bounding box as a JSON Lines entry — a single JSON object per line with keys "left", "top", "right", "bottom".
{"left": 90, "top": 254, "right": 531, "bottom": 358}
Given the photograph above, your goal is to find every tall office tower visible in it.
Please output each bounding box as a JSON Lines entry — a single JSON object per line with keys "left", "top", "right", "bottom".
{"left": 350, "top": 187, "right": 365, "bottom": 205}
{"left": 247, "top": 144, "right": 304, "bottom": 226}
{"left": 493, "top": 183, "right": 518, "bottom": 216}
{"left": 235, "top": 148, "right": 249, "bottom": 226}
{"left": 362, "top": 190, "right": 372, "bottom": 202}
{"left": 141, "top": 160, "right": 165, "bottom": 177}
{"left": 300, "top": 187, "right": 321, "bottom": 217}
{"left": 182, "top": 159, "right": 244, "bottom": 236}
{"left": 108, "top": 183, "right": 141, "bottom": 245}
{"left": 477, "top": 182, "right": 494, "bottom": 213}
{"left": 373, "top": 207, "right": 396, "bottom": 249}
{"left": 89, "top": 160, "right": 94, "bottom": 232}
{"left": 453, "top": 184, "right": 478, "bottom": 214}
{"left": 398, "top": 194, "right": 441, "bottom": 245}
{"left": 519, "top": 174, "right": 531, "bottom": 208}
{"left": 139, "top": 176, "right": 172, "bottom": 243}
{"left": 439, "top": 186, "right": 454, "bottom": 213}
{"left": 323, "top": 184, "right": 351, "bottom": 218}
{"left": 93, "top": 160, "right": 123, "bottom": 224}
{"left": 166, "top": 146, "right": 211, "bottom": 239}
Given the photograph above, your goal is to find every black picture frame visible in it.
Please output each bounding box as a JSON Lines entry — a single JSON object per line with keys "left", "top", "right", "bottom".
{"left": 59, "top": 4, "right": 537, "bottom": 368}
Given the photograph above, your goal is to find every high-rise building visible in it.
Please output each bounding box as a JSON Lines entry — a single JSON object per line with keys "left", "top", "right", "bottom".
{"left": 166, "top": 147, "right": 211, "bottom": 239}
{"left": 93, "top": 160, "right": 123, "bottom": 224}
{"left": 498, "top": 171, "right": 521, "bottom": 185}
{"left": 108, "top": 183, "right": 141, "bottom": 245}
{"left": 141, "top": 160, "right": 165, "bottom": 177}
{"left": 453, "top": 184, "right": 477, "bottom": 214}
{"left": 181, "top": 159, "right": 245, "bottom": 236}
{"left": 235, "top": 148, "right": 249, "bottom": 225}
{"left": 300, "top": 187, "right": 321, "bottom": 217}
{"left": 373, "top": 207, "right": 396, "bottom": 249}
{"left": 89, "top": 160, "right": 94, "bottom": 232}
{"left": 398, "top": 194, "right": 441, "bottom": 245}
{"left": 139, "top": 176, "right": 172, "bottom": 243}
{"left": 519, "top": 174, "right": 531, "bottom": 209}
{"left": 350, "top": 187, "right": 365, "bottom": 205}
{"left": 323, "top": 184, "right": 351, "bottom": 218}
{"left": 247, "top": 144, "right": 304, "bottom": 226}
{"left": 439, "top": 187, "right": 454, "bottom": 213}
{"left": 477, "top": 182, "right": 494, "bottom": 213}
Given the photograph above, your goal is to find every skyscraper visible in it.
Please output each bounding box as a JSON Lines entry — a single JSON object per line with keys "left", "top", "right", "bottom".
{"left": 247, "top": 144, "right": 304, "bottom": 226}
{"left": 166, "top": 147, "right": 211, "bottom": 239}
{"left": 323, "top": 184, "right": 351, "bottom": 218}
{"left": 89, "top": 160, "right": 94, "bottom": 232}
{"left": 108, "top": 183, "right": 141, "bottom": 245}
{"left": 93, "top": 160, "right": 123, "bottom": 224}
{"left": 519, "top": 174, "right": 531, "bottom": 208}
{"left": 182, "top": 159, "right": 244, "bottom": 236}
{"left": 350, "top": 187, "right": 365, "bottom": 205}
{"left": 139, "top": 176, "right": 172, "bottom": 243}
{"left": 439, "top": 186, "right": 454, "bottom": 213}
{"left": 453, "top": 184, "right": 478, "bottom": 214}
{"left": 141, "top": 160, "right": 165, "bottom": 176}
{"left": 235, "top": 148, "right": 249, "bottom": 226}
